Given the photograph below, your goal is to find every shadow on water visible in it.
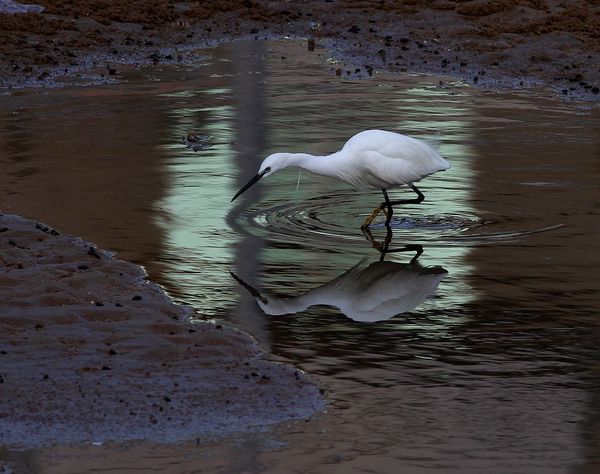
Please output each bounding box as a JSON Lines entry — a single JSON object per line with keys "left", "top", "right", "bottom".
{"left": 1, "top": 40, "right": 600, "bottom": 472}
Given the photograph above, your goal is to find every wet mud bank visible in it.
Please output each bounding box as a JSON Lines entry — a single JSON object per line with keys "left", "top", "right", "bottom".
{"left": 0, "top": 213, "right": 324, "bottom": 448}
{"left": 0, "top": 1, "right": 599, "bottom": 101}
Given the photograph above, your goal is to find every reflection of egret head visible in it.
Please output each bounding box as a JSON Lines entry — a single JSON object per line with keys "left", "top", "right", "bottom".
{"left": 231, "top": 258, "right": 447, "bottom": 323}
{"left": 255, "top": 296, "right": 296, "bottom": 316}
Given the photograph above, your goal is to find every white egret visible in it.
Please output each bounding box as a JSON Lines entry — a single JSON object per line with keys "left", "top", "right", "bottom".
{"left": 231, "top": 258, "right": 447, "bottom": 323}
{"left": 231, "top": 130, "right": 450, "bottom": 227}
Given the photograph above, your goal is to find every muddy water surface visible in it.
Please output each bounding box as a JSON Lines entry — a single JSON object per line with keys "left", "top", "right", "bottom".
{"left": 1, "top": 40, "right": 599, "bottom": 473}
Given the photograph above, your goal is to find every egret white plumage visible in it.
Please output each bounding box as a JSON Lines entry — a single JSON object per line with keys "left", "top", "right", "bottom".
{"left": 231, "top": 129, "right": 451, "bottom": 227}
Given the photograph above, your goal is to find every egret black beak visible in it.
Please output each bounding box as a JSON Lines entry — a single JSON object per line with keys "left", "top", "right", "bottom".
{"left": 229, "top": 271, "right": 268, "bottom": 304}
{"left": 231, "top": 170, "right": 267, "bottom": 202}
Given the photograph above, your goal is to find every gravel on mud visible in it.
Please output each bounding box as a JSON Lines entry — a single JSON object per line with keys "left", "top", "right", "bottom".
{"left": 0, "top": 0, "right": 598, "bottom": 101}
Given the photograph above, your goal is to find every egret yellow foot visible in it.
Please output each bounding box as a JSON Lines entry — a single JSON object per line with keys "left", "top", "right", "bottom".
{"left": 362, "top": 204, "right": 387, "bottom": 228}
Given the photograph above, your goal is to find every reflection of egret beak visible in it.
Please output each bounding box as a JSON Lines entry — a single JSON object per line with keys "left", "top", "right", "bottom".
{"left": 231, "top": 169, "right": 268, "bottom": 202}
{"left": 229, "top": 272, "right": 268, "bottom": 304}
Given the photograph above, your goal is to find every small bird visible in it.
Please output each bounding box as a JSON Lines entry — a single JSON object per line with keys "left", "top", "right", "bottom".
{"left": 231, "top": 129, "right": 450, "bottom": 227}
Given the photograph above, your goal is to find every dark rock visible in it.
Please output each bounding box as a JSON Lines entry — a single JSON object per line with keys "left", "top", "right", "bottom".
{"left": 88, "top": 246, "right": 101, "bottom": 259}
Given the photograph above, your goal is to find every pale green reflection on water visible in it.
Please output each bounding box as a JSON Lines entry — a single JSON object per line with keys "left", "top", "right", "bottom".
{"left": 155, "top": 42, "right": 479, "bottom": 319}
{"left": 157, "top": 89, "right": 238, "bottom": 308}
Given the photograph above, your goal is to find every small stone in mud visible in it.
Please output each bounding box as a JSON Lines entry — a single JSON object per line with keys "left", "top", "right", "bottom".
{"left": 107, "top": 66, "right": 116, "bottom": 75}
{"left": 0, "top": 227, "right": 8, "bottom": 232}
{"left": 348, "top": 25, "right": 360, "bottom": 34}
{"left": 108, "top": 348, "right": 117, "bottom": 355}
{"left": 94, "top": 301, "right": 104, "bottom": 307}
{"left": 365, "top": 65, "right": 373, "bottom": 76}
{"left": 132, "top": 295, "right": 142, "bottom": 301}
{"left": 101, "top": 366, "right": 111, "bottom": 370}
{"left": 88, "top": 246, "right": 101, "bottom": 259}
{"left": 78, "top": 265, "right": 89, "bottom": 270}
{"left": 115, "top": 302, "right": 122, "bottom": 307}
{"left": 43, "top": 374, "right": 49, "bottom": 380}
{"left": 592, "top": 87, "right": 599, "bottom": 94}
{"left": 473, "top": 76, "right": 479, "bottom": 84}
{"left": 307, "top": 38, "right": 315, "bottom": 51}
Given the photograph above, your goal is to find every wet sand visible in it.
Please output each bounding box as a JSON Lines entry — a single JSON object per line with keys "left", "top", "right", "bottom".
{"left": 0, "top": 212, "right": 324, "bottom": 448}
{"left": 0, "top": 1, "right": 599, "bottom": 101}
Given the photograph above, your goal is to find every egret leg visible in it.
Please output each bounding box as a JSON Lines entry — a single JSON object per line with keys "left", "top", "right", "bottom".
{"left": 382, "top": 189, "right": 393, "bottom": 227}
{"left": 362, "top": 184, "right": 425, "bottom": 228}
{"left": 387, "top": 184, "right": 425, "bottom": 206}
{"left": 362, "top": 226, "right": 424, "bottom": 263}
{"left": 383, "top": 184, "right": 425, "bottom": 227}
{"left": 361, "top": 203, "right": 387, "bottom": 228}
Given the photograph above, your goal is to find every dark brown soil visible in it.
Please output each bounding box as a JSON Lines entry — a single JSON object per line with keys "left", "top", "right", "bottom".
{"left": 0, "top": 0, "right": 599, "bottom": 100}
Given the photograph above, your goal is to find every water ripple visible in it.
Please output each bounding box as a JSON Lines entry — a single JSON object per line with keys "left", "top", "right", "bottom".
{"left": 238, "top": 193, "right": 562, "bottom": 250}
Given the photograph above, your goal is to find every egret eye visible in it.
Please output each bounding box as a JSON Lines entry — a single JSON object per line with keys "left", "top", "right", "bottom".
{"left": 265, "top": 166, "right": 271, "bottom": 173}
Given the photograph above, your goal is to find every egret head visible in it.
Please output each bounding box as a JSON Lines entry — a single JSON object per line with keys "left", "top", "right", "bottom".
{"left": 231, "top": 153, "right": 289, "bottom": 201}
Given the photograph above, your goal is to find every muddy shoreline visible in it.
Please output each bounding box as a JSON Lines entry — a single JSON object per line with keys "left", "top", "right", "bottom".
{"left": 1, "top": 1, "right": 599, "bottom": 101}
{"left": 0, "top": 213, "right": 324, "bottom": 448}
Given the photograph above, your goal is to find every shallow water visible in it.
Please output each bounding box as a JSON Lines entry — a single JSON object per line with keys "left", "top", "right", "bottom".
{"left": 1, "top": 40, "right": 600, "bottom": 473}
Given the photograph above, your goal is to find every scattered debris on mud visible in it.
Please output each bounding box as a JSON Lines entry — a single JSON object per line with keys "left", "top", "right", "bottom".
{"left": 0, "top": 1, "right": 598, "bottom": 101}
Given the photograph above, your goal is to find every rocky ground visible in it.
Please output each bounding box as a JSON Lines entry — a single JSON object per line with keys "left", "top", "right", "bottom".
{"left": 0, "top": 0, "right": 599, "bottom": 101}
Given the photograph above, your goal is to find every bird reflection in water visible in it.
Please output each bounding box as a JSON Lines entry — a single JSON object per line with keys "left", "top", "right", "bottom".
{"left": 231, "top": 231, "right": 447, "bottom": 323}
